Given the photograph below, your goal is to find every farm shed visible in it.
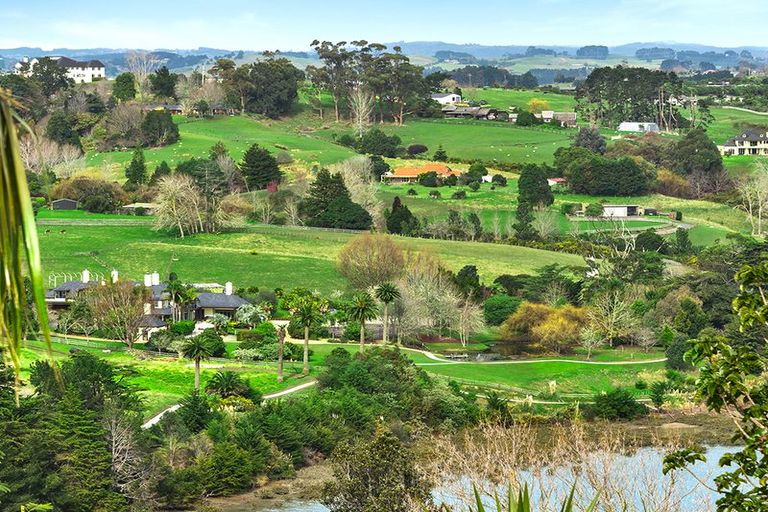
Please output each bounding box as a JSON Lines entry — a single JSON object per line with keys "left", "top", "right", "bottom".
{"left": 618, "top": 122, "right": 660, "bottom": 133}
{"left": 51, "top": 198, "right": 78, "bottom": 210}
{"left": 602, "top": 205, "right": 639, "bottom": 217}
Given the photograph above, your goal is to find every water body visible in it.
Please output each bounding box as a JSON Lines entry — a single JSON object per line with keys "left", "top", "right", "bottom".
{"left": 225, "top": 446, "right": 732, "bottom": 512}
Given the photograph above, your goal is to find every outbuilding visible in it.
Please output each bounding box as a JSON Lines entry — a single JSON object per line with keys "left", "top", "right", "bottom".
{"left": 602, "top": 205, "right": 639, "bottom": 217}
{"left": 51, "top": 198, "right": 78, "bottom": 210}
{"left": 618, "top": 122, "right": 660, "bottom": 133}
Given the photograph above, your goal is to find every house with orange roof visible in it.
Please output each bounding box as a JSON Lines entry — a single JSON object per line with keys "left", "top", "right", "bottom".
{"left": 381, "top": 163, "right": 460, "bottom": 184}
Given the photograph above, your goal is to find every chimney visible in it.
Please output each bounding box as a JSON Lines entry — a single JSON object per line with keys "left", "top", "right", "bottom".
{"left": 143, "top": 274, "right": 152, "bottom": 287}
{"left": 82, "top": 269, "right": 90, "bottom": 284}
{"left": 152, "top": 272, "right": 160, "bottom": 286}
{"left": 225, "top": 282, "right": 233, "bottom": 296}
{"left": 144, "top": 303, "right": 151, "bottom": 315}
{"left": 111, "top": 270, "right": 119, "bottom": 283}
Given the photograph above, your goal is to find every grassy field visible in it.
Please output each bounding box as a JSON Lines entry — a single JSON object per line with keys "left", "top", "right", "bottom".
{"left": 461, "top": 87, "right": 577, "bottom": 112}
{"left": 423, "top": 359, "right": 666, "bottom": 397}
{"left": 317, "top": 118, "right": 576, "bottom": 165}
{"left": 21, "top": 338, "right": 311, "bottom": 418}
{"left": 379, "top": 180, "right": 673, "bottom": 233}
{"left": 86, "top": 116, "right": 355, "bottom": 179}
{"left": 37, "top": 222, "right": 585, "bottom": 293}
{"left": 21, "top": 336, "right": 665, "bottom": 417}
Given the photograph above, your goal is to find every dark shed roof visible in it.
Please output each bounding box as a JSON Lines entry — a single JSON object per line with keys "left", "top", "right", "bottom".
{"left": 196, "top": 293, "right": 249, "bottom": 309}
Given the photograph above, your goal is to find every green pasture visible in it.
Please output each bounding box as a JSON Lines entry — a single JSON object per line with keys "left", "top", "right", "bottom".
{"left": 461, "top": 87, "right": 577, "bottom": 112}
{"left": 86, "top": 116, "right": 355, "bottom": 180}
{"left": 36, "top": 222, "right": 585, "bottom": 294}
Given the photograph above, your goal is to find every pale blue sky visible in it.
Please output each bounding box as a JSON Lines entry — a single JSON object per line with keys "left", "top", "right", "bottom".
{"left": 0, "top": 0, "right": 763, "bottom": 50}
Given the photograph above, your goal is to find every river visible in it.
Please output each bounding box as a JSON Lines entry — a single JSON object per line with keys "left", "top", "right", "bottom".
{"left": 219, "top": 445, "right": 732, "bottom": 512}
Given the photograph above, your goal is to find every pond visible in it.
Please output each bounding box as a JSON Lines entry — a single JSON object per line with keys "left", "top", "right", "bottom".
{"left": 221, "top": 445, "right": 732, "bottom": 512}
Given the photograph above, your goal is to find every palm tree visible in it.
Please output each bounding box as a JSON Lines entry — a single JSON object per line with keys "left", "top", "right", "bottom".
{"left": 288, "top": 296, "right": 324, "bottom": 376}
{"left": 374, "top": 283, "right": 400, "bottom": 344}
{"left": 276, "top": 325, "right": 286, "bottom": 383}
{"left": 181, "top": 332, "right": 215, "bottom": 390}
{"left": 205, "top": 371, "right": 251, "bottom": 398}
{"left": 165, "top": 278, "right": 187, "bottom": 322}
{"left": 347, "top": 292, "right": 378, "bottom": 352}
{"left": 0, "top": 89, "right": 51, "bottom": 394}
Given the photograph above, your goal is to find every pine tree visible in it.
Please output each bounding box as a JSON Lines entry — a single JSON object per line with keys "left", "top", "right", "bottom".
{"left": 240, "top": 143, "right": 282, "bottom": 190}
{"left": 125, "top": 148, "right": 147, "bottom": 185}
{"left": 150, "top": 160, "right": 172, "bottom": 184}
{"left": 386, "top": 196, "right": 418, "bottom": 235}
{"left": 517, "top": 164, "right": 553, "bottom": 208}
{"left": 433, "top": 145, "right": 448, "bottom": 162}
{"left": 513, "top": 201, "right": 539, "bottom": 241}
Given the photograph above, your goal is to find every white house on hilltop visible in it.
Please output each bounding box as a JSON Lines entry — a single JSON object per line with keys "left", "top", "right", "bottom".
{"left": 431, "top": 93, "right": 462, "bottom": 105}
{"left": 15, "top": 56, "right": 106, "bottom": 83}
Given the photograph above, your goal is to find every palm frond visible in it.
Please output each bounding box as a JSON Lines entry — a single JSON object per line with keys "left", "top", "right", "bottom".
{"left": 0, "top": 88, "right": 51, "bottom": 398}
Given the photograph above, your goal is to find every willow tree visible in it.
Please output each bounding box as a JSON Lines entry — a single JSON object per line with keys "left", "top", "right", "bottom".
{"left": 0, "top": 88, "right": 51, "bottom": 395}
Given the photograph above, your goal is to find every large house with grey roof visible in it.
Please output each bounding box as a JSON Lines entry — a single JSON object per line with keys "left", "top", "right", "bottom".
{"left": 15, "top": 56, "right": 106, "bottom": 83}
{"left": 719, "top": 129, "right": 768, "bottom": 156}
{"left": 46, "top": 270, "right": 250, "bottom": 337}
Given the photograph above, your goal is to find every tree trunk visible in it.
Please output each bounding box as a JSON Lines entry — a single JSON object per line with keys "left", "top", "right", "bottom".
{"left": 333, "top": 96, "right": 340, "bottom": 123}
{"left": 277, "top": 329, "right": 285, "bottom": 383}
{"left": 194, "top": 358, "right": 201, "bottom": 390}
{"left": 303, "top": 326, "right": 310, "bottom": 376}
{"left": 383, "top": 304, "right": 389, "bottom": 344}
{"left": 359, "top": 321, "right": 365, "bottom": 352}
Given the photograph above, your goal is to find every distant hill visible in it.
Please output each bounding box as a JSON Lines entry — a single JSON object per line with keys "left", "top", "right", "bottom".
{"left": 610, "top": 42, "right": 768, "bottom": 58}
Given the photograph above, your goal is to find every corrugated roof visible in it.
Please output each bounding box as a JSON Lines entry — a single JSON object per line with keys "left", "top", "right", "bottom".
{"left": 389, "top": 163, "right": 457, "bottom": 178}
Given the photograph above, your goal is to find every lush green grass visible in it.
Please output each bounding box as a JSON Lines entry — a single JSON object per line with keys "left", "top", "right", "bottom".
{"left": 21, "top": 338, "right": 308, "bottom": 418}
{"left": 707, "top": 107, "right": 768, "bottom": 144}
{"left": 380, "top": 180, "right": 673, "bottom": 233}
{"left": 86, "top": 116, "right": 355, "bottom": 180}
{"left": 423, "top": 360, "right": 666, "bottom": 397}
{"left": 37, "top": 209, "right": 152, "bottom": 220}
{"left": 461, "top": 88, "right": 577, "bottom": 112}
{"left": 37, "top": 222, "right": 585, "bottom": 294}
{"left": 317, "top": 118, "right": 575, "bottom": 165}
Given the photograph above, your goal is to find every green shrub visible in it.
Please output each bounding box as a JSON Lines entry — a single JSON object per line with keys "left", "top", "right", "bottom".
{"left": 483, "top": 295, "right": 522, "bottom": 326}
{"left": 451, "top": 190, "right": 467, "bottom": 200}
{"left": 560, "top": 202, "right": 579, "bottom": 215}
{"left": 342, "top": 321, "right": 374, "bottom": 342}
{"left": 287, "top": 319, "right": 328, "bottom": 340}
{"left": 634, "top": 379, "right": 648, "bottom": 390}
{"left": 170, "top": 320, "right": 195, "bottom": 336}
{"left": 584, "top": 203, "right": 604, "bottom": 217}
{"left": 468, "top": 181, "right": 480, "bottom": 192}
{"left": 665, "top": 337, "right": 693, "bottom": 371}
{"left": 587, "top": 388, "right": 648, "bottom": 420}
{"left": 491, "top": 174, "right": 507, "bottom": 186}
{"left": 407, "top": 188, "right": 417, "bottom": 196}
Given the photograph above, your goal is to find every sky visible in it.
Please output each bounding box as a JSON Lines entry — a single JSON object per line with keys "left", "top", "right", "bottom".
{"left": 0, "top": 0, "right": 765, "bottom": 51}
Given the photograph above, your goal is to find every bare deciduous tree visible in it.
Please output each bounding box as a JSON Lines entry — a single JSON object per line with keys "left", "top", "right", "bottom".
{"left": 18, "top": 134, "right": 81, "bottom": 176}
{"left": 154, "top": 174, "right": 205, "bottom": 238}
{"left": 126, "top": 51, "right": 161, "bottom": 94}
{"left": 587, "top": 290, "right": 637, "bottom": 346}
{"left": 738, "top": 160, "right": 768, "bottom": 237}
{"left": 337, "top": 233, "right": 405, "bottom": 290}
{"left": 455, "top": 297, "right": 485, "bottom": 347}
{"left": 85, "top": 282, "right": 147, "bottom": 348}
{"left": 532, "top": 210, "right": 558, "bottom": 241}
{"left": 348, "top": 86, "right": 374, "bottom": 137}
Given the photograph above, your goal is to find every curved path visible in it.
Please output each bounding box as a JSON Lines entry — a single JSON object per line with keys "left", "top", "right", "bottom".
{"left": 722, "top": 106, "right": 768, "bottom": 116}
{"left": 404, "top": 346, "right": 666, "bottom": 366}
{"left": 141, "top": 380, "right": 317, "bottom": 429}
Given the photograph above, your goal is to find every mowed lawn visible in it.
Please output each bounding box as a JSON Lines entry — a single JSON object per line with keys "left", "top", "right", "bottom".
{"left": 86, "top": 116, "right": 355, "bottom": 179}
{"left": 37, "top": 222, "right": 585, "bottom": 293}
{"left": 423, "top": 360, "right": 666, "bottom": 397}
{"left": 21, "top": 339, "right": 310, "bottom": 419}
